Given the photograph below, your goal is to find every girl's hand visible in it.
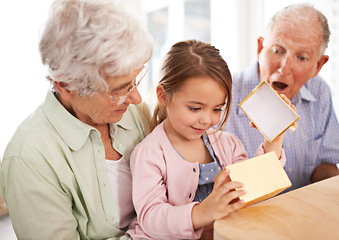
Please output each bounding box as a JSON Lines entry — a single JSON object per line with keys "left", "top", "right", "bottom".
{"left": 280, "top": 94, "right": 296, "bottom": 111}
{"left": 191, "top": 169, "right": 246, "bottom": 230}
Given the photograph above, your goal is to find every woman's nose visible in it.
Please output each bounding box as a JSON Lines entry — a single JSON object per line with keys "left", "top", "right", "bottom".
{"left": 125, "top": 88, "right": 142, "bottom": 105}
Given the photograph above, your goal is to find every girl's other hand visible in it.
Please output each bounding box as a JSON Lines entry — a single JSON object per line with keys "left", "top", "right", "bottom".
{"left": 191, "top": 169, "right": 246, "bottom": 230}
{"left": 279, "top": 94, "right": 296, "bottom": 111}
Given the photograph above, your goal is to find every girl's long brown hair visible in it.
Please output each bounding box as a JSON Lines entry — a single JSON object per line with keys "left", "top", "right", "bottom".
{"left": 150, "top": 40, "right": 232, "bottom": 133}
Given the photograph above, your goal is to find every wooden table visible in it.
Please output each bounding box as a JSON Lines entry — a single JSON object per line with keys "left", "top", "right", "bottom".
{"left": 214, "top": 175, "right": 339, "bottom": 240}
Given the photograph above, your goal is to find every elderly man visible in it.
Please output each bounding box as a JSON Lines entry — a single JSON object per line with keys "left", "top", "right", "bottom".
{"left": 226, "top": 3, "right": 339, "bottom": 191}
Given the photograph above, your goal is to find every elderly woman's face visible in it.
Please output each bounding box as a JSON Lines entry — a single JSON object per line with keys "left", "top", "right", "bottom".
{"left": 69, "top": 67, "right": 143, "bottom": 126}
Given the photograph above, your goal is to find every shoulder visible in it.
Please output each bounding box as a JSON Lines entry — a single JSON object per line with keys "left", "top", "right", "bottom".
{"left": 126, "top": 102, "right": 151, "bottom": 120}
{"left": 132, "top": 123, "right": 166, "bottom": 152}
{"left": 121, "top": 102, "right": 151, "bottom": 134}
{"left": 303, "top": 76, "right": 333, "bottom": 108}
{"left": 305, "top": 75, "right": 332, "bottom": 96}
{"left": 231, "top": 62, "right": 259, "bottom": 100}
{"left": 1, "top": 106, "right": 68, "bottom": 185}
{"left": 130, "top": 122, "right": 180, "bottom": 164}
{"left": 130, "top": 123, "right": 169, "bottom": 170}
{"left": 3, "top": 93, "right": 87, "bottom": 168}
{"left": 4, "top": 105, "right": 54, "bottom": 160}
{"left": 232, "top": 62, "right": 258, "bottom": 82}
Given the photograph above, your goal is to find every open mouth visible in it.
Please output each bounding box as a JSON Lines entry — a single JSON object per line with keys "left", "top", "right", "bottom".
{"left": 272, "top": 82, "right": 288, "bottom": 91}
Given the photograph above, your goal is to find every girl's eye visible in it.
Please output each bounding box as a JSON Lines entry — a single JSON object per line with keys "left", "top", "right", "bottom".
{"left": 213, "top": 108, "right": 223, "bottom": 112}
{"left": 189, "top": 107, "right": 200, "bottom": 111}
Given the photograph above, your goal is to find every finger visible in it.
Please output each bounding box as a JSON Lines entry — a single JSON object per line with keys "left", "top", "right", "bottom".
{"left": 250, "top": 121, "right": 257, "bottom": 129}
{"left": 216, "top": 180, "right": 244, "bottom": 198}
{"left": 279, "top": 94, "right": 290, "bottom": 104}
{"left": 210, "top": 179, "right": 244, "bottom": 201}
{"left": 289, "top": 122, "right": 297, "bottom": 133}
{"left": 219, "top": 189, "right": 246, "bottom": 212}
{"left": 290, "top": 104, "right": 297, "bottom": 111}
{"left": 213, "top": 168, "right": 230, "bottom": 189}
{"left": 280, "top": 93, "right": 297, "bottom": 111}
{"left": 221, "top": 187, "right": 246, "bottom": 202}
{"left": 227, "top": 198, "right": 245, "bottom": 212}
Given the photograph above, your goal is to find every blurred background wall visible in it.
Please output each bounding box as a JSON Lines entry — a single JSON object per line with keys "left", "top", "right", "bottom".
{"left": 1, "top": 0, "right": 338, "bottom": 157}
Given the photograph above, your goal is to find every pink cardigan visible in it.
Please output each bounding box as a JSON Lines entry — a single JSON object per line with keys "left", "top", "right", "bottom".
{"left": 127, "top": 122, "right": 286, "bottom": 239}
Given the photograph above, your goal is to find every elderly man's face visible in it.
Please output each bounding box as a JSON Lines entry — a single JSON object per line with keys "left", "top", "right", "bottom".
{"left": 257, "top": 17, "right": 328, "bottom": 100}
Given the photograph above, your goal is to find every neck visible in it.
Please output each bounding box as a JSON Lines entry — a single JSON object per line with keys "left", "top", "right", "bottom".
{"left": 55, "top": 93, "right": 107, "bottom": 130}
{"left": 55, "top": 93, "right": 77, "bottom": 118}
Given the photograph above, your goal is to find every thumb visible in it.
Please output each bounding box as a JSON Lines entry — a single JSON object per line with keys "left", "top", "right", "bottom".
{"left": 213, "top": 168, "right": 231, "bottom": 189}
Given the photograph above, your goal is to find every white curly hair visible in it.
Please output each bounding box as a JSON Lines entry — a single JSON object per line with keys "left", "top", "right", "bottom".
{"left": 39, "top": 0, "right": 154, "bottom": 96}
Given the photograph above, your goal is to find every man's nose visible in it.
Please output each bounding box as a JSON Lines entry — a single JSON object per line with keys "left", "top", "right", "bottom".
{"left": 278, "top": 55, "right": 293, "bottom": 75}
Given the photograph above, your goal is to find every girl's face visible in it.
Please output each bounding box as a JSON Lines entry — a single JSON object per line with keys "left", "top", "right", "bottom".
{"left": 163, "top": 76, "right": 226, "bottom": 142}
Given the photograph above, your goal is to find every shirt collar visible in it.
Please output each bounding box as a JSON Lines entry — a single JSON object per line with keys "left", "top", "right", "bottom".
{"left": 108, "top": 105, "right": 135, "bottom": 140}
{"left": 43, "top": 91, "right": 95, "bottom": 151}
{"left": 43, "top": 92, "right": 137, "bottom": 152}
{"left": 291, "top": 85, "right": 317, "bottom": 105}
{"left": 113, "top": 108, "right": 134, "bottom": 130}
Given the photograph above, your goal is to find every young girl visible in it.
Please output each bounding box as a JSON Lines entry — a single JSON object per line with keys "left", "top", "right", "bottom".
{"left": 127, "top": 40, "right": 288, "bottom": 239}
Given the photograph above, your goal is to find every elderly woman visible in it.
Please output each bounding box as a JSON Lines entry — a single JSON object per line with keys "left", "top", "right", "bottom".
{"left": 0, "top": 0, "right": 153, "bottom": 239}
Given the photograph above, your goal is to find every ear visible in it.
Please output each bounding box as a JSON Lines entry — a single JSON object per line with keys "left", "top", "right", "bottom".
{"left": 156, "top": 84, "right": 167, "bottom": 106}
{"left": 257, "top": 37, "right": 265, "bottom": 60}
{"left": 54, "top": 81, "right": 74, "bottom": 101}
{"left": 312, "top": 55, "right": 329, "bottom": 78}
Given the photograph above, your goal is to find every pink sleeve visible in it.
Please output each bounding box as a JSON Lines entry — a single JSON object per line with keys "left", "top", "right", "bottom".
{"left": 129, "top": 144, "right": 203, "bottom": 239}
{"left": 254, "top": 144, "right": 287, "bottom": 167}
{"left": 210, "top": 131, "right": 286, "bottom": 167}
{"left": 210, "top": 131, "right": 248, "bottom": 166}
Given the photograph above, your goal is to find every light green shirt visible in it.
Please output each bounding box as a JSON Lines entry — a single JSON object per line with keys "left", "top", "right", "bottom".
{"left": 0, "top": 91, "right": 151, "bottom": 240}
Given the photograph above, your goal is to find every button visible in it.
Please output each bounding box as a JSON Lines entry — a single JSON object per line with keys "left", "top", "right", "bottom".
{"left": 189, "top": 193, "right": 192, "bottom": 198}
{"left": 193, "top": 168, "right": 196, "bottom": 172}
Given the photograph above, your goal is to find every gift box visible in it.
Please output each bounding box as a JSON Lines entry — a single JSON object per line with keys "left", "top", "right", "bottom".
{"left": 215, "top": 152, "right": 292, "bottom": 207}
{"left": 239, "top": 81, "right": 300, "bottom": 142}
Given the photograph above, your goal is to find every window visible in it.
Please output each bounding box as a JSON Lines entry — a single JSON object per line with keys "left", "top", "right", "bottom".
{"left": 141, "top": 0, "right": 339, "bottom": 115}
